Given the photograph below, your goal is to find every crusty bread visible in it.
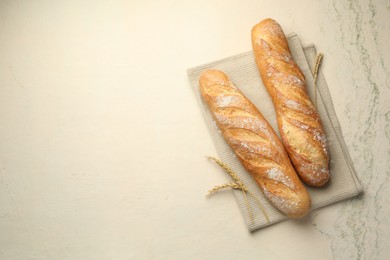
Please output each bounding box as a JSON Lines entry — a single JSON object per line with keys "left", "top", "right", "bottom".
{"left": 251, "top": 18, "right": 330, "bottom": 187}
{"left": 199, "top": 69, "right": 310, "bottom": 218}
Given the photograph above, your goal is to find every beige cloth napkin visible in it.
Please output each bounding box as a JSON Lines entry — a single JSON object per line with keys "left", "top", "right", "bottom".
{"left": 187, "top": 33, "right": 363, "bottom": 231}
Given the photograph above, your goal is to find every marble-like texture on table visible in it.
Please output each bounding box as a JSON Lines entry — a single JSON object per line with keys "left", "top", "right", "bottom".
{"left": 317, "top": 0, "right": 390, "bottom": 259}
{"left": 0, "top": 1, "right": 389, "bottom": 259}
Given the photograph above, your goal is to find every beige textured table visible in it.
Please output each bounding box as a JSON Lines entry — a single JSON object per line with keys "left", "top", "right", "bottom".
{"left": 0, "top": 1, "right": 389, "bottom": 259}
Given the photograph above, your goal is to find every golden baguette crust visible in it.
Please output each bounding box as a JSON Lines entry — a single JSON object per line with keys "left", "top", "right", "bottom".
{"left": 199, "top": 69, "right": 310, "bottom": 218}
{"left": 251, "top": 18, "right": 330, "bottom": 187}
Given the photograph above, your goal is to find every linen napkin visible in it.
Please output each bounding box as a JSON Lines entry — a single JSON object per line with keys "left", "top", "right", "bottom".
{"left": 187, "top": 33, "right": 363, "bottom": 231}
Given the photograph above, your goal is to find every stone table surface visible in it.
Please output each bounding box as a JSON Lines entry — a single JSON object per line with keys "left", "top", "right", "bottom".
{"left": 0, "top": 1, "right": 389, "bottom": 259}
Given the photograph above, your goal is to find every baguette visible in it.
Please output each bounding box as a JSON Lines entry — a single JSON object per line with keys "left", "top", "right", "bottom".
{"left": 199, "top": 69, "right": 310, "bottom": 218}
{"left": 251, "top": 18, "right": 330, "bottom": 187}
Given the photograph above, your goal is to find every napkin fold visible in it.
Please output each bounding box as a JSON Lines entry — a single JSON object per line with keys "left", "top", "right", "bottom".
{"left": 187, "top": 33, "right": 363, "bottom": 231}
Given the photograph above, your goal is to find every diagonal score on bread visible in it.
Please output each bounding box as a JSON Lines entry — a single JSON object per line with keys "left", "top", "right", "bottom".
{"left": 251, "top": 18, "right": 330, "bottom": 187}
{"left": 199, "top": 69, "right": 311, "bottom": 218}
